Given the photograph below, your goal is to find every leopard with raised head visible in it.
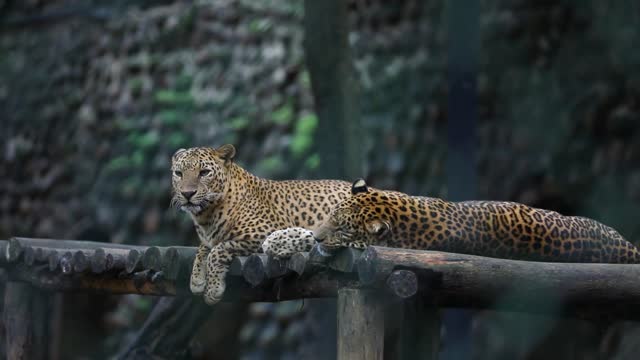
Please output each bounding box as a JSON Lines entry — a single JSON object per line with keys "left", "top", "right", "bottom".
{"left": 264, "top": 179, "right": 640, "bottom": 264}
{"left": 171, "top": 144, "right": 357, "bottom": 304}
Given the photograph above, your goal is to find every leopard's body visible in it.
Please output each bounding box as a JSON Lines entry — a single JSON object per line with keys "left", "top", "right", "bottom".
{"left": 171, "top": 145, "right": 352, "bottom": 304}
{"left": 268, "top": 179, "right": 640, "bottom": 264}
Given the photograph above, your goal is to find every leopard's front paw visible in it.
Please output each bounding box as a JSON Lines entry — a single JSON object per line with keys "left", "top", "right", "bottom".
{"left": 262, "top": 237, "right": 293, "bottom": 259}
{"left": 262, "top": 227, "right": 316, "bottom": 259}
{"left": 190, "top": 275, "right": 206, "bottom": 295}
{"left": 204, "top": 278, "right": 226, "bottom": 305}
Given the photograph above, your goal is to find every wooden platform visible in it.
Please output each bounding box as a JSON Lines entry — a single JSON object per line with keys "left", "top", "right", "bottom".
{"left": 3, "top": 237, "right": 640, "bottom": 359}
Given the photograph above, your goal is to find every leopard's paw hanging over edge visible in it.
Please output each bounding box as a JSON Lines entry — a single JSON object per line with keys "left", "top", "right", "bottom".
{"left": 204, "top": 273, "right": 226, "bottom": 305}
{"left": 190, "top": 245, "right": 210, "bottom": 295}
{"left": 262, "top": 227, "right": 316, "bottom": 259}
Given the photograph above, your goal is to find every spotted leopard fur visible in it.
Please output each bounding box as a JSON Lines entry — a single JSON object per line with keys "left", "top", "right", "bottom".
{"left": 171, "top": 144, "right": 353, "bottom": 304}
{"left": 271, "top": 179, "right": 640, "bottom": 264}
{"left": 263, "top": 227, "right": 316, "bottom": 259}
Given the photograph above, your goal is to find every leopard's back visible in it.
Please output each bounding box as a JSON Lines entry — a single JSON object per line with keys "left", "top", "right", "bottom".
{"left": 266, "top": 179, "right": 352, "bottom": 229}
{"left": 408, "top": 197, "right": 640, "bottom": 263}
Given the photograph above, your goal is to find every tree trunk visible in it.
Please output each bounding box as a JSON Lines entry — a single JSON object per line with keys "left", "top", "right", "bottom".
{"left": 304, "top": 0, "right": 363, "bottom": 180}
{"left": 303, "top": 0, "right": 362, "bottom": 358}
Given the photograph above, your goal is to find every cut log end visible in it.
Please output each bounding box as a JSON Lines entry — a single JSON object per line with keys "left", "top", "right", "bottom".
{"left": 73, "top": 251, "right": 89, "bottom": 273}
{"left": 308, "top": 243, "right": 334, "bottom": 264}
{"left": 48, "top": 250, "right": 59, "bottom": 272}
{"left": 243, "top": 254, "right": 267, "bottom": 287}
{"left": 23, "top": 247, "right": 36, "bottom": 266}
{"left": 287, "top": 253, "right": 309, "bottom": 276}
{"left": 91, "top": 248, "right": 107, "bottom": 274}
{"left": 7, "top": 238, "right": 24, "bottom": 263}
{"left": 0, "top": 240, "right": 8, "bottom": 264}
{"left": 229, "top": 257, "right": 247, "bottom": 277}
{"left": 357, "top": 247, "right": 380, "bottom": 285}
{"left": 126, "top": 249, "right": 141, "bottom": 273}
{"left": 329, "top": 247, "right": 363, "bottom": 273}
{"left": 106, "top": 253, "right": 125, "bottom": 271}
{"left": 142, "top": 246, "right": 162, "bottom": 271}
{"left": 266, "top": 256, "right": 289, "bottom": 278}
{"left": 386, "top": 269, "right": 418, "bottom": 299}
{"left": 162, "top": 248, "right": 180, "bottom": 280}
{"left": 35, "top": 247, "right": 47, "bottom": 262}
{"left": 60, "top": 252, "right": 73, "bottom": 275}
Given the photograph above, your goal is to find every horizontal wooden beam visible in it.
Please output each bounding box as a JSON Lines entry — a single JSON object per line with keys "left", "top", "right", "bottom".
{"left": 5, "top": 238, "right": 640, "bottom": 320}
{"left": 5, "top": 261, "right": 357, "bottom": 303}
{"left": 2, "top": 238, "right": 361, "bottom": 302}
{"left": 4, "top": 238, "right": 343, "bottom": 286}
{"left": 7, "top": 263, "right": 178, "bottom": 296}
{"left": 357, "top": 246, "right": 640, "bottom": 320}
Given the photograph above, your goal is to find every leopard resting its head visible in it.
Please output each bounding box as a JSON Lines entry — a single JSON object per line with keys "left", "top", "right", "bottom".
{"left": 313, "top": 178, "right": 390, "bottom": 250}
{"left": 170, "top": 144, "right": 236, "bottom": 215}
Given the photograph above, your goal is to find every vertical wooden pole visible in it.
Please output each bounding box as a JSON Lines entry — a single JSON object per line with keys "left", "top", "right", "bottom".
{"left": 400, "top": 298, "right": 441, "bottom": 360}
{"left": 304, "top": 0, "right": 362, "bottom": 357}
{"left": 383, "top": 303, "right": 403, "bottom": 359}
{"left": 4, "top": 282, "right": 34, "bottom": 360}
{"left": 304, "top": 0, "right": 363, "bottom": 180}
{"left": 49, "top": 293, "right": 64, "bottom": 360}
{"left": 444, "top": 0, "right": 479, "bottom": 358}
{"left": 337, "top": 288, "right": 384, "bottom": 360}
{"left": 31, "top": 288, "right": 51, "bottom": 360}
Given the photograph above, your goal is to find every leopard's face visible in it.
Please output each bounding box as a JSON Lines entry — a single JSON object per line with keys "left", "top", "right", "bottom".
{"left": 170, "top": 144, "right": 236, "bottom": 215}
{"left": 313, "top": 180, "right": 391, "bottom": 249}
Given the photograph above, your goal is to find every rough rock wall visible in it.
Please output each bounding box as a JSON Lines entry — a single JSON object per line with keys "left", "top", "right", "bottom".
{"left": 2, "top": 1, "right": 318, "bottom": 357}
{"left": 1, "top": 0, "right": 317, "bottom": 246}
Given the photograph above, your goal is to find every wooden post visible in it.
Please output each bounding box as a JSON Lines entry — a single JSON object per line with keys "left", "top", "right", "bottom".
{"left": 31, "top": 287, "right": 51, "bottom": 360}
{"left": 118, "top": 297, "right": 217, "bottom": 359}
{"left": 302, "top": 0, "right": 363, "bottom": 354}
{"left": 400, "top": 298, "right": 440, "bottom": 360}
{"left": 337, "top": 288, "right": 384, "bottom": 360}
{"left": 4, "top": 282, "right": 34, "bottom": 360}
{"left": 304, "top": 0, "right": 362, "bottom": 179}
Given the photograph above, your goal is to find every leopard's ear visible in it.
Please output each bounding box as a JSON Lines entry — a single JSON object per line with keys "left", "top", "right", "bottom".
{"left": 351, "top": 178, "right": 368, "bottom": 195}
{"left": 365, "top": 219, "right": 390, "bottom": 238}
{"left": 215, "top": 144, "right": 236, "bottom": 163}
{"left": 172, "top": 148, "right": 187, "bottom": 160}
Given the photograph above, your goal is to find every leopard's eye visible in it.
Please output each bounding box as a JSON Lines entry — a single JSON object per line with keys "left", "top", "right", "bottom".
{"left": 199, "top": 169, "right": 211, "bottom": 177}
{"left": 173, "top": 170, "right": 183, "bottom": 177}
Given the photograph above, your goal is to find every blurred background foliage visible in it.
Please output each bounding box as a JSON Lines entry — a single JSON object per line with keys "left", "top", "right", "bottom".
{"left": 1, "top": 0, "right": 640, "bottom": 359}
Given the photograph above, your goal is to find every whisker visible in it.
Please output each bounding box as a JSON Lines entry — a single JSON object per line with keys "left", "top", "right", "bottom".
{"left": 170, "top": 196, "right": 183, "bottom": 209}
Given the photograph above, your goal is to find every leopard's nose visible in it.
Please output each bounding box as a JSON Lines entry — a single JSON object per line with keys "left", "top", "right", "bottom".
{"left": 313, "top": 226, "right": 331, "bottom": 243}
{"left": 181, "top": 190, "right": 196, "bottom": 200}
{"left": 313, "top": 232, "right": 327, "bottom": 243}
